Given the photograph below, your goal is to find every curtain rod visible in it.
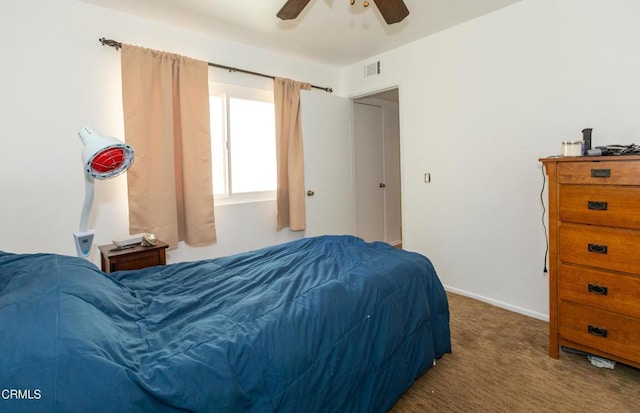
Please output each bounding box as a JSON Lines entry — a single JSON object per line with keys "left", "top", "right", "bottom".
{"left": 99, "top": 38, "right": 333, "bottom": 93}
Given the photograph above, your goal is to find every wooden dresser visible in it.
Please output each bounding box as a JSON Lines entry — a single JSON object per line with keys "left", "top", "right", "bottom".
{"left": 540, "top": 155, "right": 640, "bottom": 368}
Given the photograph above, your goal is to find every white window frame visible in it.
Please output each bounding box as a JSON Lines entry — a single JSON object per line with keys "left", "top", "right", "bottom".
{"left": 209, "top": 82, "right": 277, "bottom": 206}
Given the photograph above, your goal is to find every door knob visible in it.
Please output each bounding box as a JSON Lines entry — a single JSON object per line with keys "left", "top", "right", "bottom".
{"left": 307, "top": 190, "right": 315, "bottom": 196}
{"left": 379, "top": 183, "right": 386, "bottom": 188}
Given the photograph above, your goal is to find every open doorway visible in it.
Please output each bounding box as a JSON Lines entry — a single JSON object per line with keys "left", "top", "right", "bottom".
{"left": 352, "top": 88, "right": 402, "bottom": 247}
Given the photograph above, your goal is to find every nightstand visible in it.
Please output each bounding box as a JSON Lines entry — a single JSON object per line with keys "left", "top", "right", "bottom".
{"left": 99, "top": 241, "right": 169, "bottom": 273}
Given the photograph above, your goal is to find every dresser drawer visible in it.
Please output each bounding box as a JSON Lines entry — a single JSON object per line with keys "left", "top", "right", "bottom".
{"left": 559, "top": 301, "right": 640, "bottom": 363}
{"left": 559, "top": 185, "right": 640, "bottom": 229}
{"left": 559, "top": 223, "right": 640, "bottom": 274}
{"left": 559, "top": 263, "right": 640, "bottom": 318}
{"left": 558, "top": 161, "right": 640, "bottom": 185}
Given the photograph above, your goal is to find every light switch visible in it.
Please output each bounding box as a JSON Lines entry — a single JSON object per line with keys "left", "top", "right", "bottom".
{"left": 424, "top": 173, "right": 431, "bottom": 183}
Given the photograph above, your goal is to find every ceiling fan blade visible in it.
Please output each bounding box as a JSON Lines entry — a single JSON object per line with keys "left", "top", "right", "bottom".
{"left": 372, "top": 0, "right": 410, "bottom": 24}
{"left": 277, "top": 0, "right": 312, "bottom": 20}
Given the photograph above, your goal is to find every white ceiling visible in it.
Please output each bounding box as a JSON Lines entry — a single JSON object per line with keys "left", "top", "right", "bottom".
{"left": 79, "top": 0, "right": 522, "bottom": 67}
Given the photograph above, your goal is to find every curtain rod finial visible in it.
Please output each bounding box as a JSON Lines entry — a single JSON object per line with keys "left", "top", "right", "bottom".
{"left": 99, "top": 37, "right": 122, "bottom": 50}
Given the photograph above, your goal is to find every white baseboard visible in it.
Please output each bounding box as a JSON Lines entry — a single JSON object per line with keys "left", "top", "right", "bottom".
{"left": 389, "top": 239, "right": 402, "bottom": 246}
{"left": 444, "top": 285, "right": 549, "bottom": 322}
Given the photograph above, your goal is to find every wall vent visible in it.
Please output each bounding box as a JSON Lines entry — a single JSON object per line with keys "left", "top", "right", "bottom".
{"left": 364, "top": 61, "right": 382, "bottom": 78}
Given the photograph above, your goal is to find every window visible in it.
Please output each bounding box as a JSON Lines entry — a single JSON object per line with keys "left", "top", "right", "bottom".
{"left": 210, "top": 83, "right": 277, "bottom": 204}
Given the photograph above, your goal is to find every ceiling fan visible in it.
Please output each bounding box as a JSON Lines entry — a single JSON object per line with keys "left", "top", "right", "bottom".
{"left": 277, "top": 0, "right": 410, "bottom": 25}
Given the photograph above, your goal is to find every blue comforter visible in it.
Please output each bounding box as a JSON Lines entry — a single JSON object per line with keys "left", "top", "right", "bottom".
{"left": 0, "top": 235, "right": 450, "bottom": 413}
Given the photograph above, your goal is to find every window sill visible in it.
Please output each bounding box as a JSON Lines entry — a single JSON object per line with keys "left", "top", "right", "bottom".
{"left": 214, "top": 192, "right": 276, "bottom": 206}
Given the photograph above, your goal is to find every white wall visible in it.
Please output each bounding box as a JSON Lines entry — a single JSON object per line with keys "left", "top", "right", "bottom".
{"left": 343, "top": 0, "right": 640, "bottom": 319}
{"left": 0, "top": 0, "right": 341, "bottom": 264}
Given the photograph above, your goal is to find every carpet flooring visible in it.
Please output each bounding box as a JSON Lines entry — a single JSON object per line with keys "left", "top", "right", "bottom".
{"left": 390, "top": 292, "right": 640, "bottom": 412}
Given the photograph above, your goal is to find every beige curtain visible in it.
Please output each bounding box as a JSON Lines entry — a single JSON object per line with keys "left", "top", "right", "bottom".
{"left": 121, "top": 44, "right": 216, "bottom": 248}
{"left": 274, "top": 77, "right": 312, "bottom": 231}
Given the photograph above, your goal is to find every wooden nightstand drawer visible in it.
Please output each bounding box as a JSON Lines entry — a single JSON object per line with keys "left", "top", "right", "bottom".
{"left": 559, "top": 185, "right": 640, "bottom": 229}
{"left": 559, "top": 263, "right": 640, "bottom": 319}
{"left": 558, "top": 160, "right": 640, "bottom": 185}
{"left": 99, "top": 241, "right": 169, "bottom": 273}
{"left": 559, "top": 301, "right": 640, "bottom": 363}
{"left": 559, "top": 223, "right": 640, "bottom": 274}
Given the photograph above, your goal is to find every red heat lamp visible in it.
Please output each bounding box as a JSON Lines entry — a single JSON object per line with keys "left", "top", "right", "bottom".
{"left": 90, "top": 147, "right": 127, "bottom": 174}
{"left": 73, "top": 127, "right": 135, "bottom": 258}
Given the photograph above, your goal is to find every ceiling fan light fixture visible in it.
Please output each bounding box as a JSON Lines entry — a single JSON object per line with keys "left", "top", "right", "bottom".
{"left": 278, "top": 0, "right": 409, "bottom": 24}
{"left": 349, "top": 0, "right": 370, "bottom": 8}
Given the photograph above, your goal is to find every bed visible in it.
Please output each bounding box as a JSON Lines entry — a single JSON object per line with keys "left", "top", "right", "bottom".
{"left": 0, "top": 235, "right": 450, "bottom": 413}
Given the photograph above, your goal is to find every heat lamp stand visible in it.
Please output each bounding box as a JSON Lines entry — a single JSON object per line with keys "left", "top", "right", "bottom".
{"left": 73, "top": 175, "right": 96, "bottom": 259}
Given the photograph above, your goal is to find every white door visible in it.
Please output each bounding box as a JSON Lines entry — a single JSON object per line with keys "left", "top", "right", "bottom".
{"left": 353, "top": 102, "right": 385, "bottom": 242}
{"left": 300, "top": 90, "right": 355, "bottom": 237}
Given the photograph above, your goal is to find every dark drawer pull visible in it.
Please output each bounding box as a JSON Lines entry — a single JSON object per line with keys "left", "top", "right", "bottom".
{"left": 588, "top": 284, "right": 608, "bottom": 295}
{"left": 587, "top": 201, "right": 608, "bottom": 211}
{"left": 588, "top": 244, "right": 608, "bottom": 254}
{"left": 591, "top": 169, "right": 611, "bottom": 178}
{"left": 588, "top": 325, "right": 608, "bottom": 338}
